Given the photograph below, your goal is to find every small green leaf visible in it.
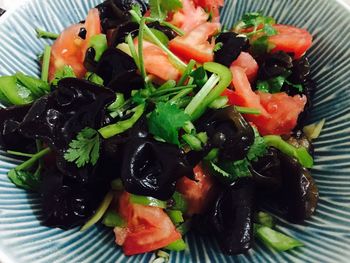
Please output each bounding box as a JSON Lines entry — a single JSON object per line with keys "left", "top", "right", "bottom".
{"left": 148, "top": 102, "right": 190, "bottom": 145}
{"left": 64, "top": 128, "right": 100, "bottom": 168}
{"left": 51, "top": 65, "right": 76, "bottom": 86}
{"left": 8, "top": 169, "right": 40, "bottom": 191}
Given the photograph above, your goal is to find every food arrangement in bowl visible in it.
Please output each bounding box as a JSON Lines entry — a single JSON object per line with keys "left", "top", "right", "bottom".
{"left": 0, "top": 0, "right": 329, "bottom": 260}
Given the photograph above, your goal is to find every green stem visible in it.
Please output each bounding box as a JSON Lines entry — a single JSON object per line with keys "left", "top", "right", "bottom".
{"left": 81, "top": 191, "right": 114, "bottom": 231}
{"left": 99, "top": 103, "right": 145, "bottom": 139}
{"left": 151, "top": 85, "right": 196, "bottom": 97}
{"left": 130, "top": 10, "right": 187, "bottom": 72}
{"left": 138, "top": 18, "right": 147, "bottom": 81}
{"left": 184, "top": 74, "right": 220, "bottom": 118}
{"left": 126, "top": 34, "right": 141, "bottom": 71}
{"left": 41, "top": 45, "right": 51, "bottom": 82}
{"left": 15, "top": 148, "right": 51, "bottom": 171}
{"left": 7, "top": 151, "right": 34, "bottom": 158}
{"left": 177, "top": 60, "right": 196, "bottom": 86}
{"left": 145, "top": 18, "right": 185, "bottom": 36}
{"left": 36, "top": 28, "right": 59, "bottom": 39}
{"left": 169, "top": 88, "right": 193, "bottom": 104}
{"left": 235, "top": 106, "right": 261, "bottom": 115}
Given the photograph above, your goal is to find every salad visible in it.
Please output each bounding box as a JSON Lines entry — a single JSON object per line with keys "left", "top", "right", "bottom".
{"left": 0, "top": 0, "right": 325, "bottom": 259}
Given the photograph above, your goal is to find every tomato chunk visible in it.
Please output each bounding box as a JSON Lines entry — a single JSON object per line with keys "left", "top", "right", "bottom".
{"left": 269, "top": 25, "right": 313, "bottom": 59}
{"left": 168, "top": 0, "right": 209, "bottom": 33}
{"left": 116, "top": 192, "right": 181, "bottom": 256}
{"left": 193, "top": 0, "right": 224, "bottom": 21}
{"left": 169, "top": 22, "right": 220, "bottom": 63}
{"left": 226, "top": 66, "right": 306, "bottom": 135}
{"left": 176, "top": 164, "right": 217, "bottom": 216}
{"left": 231, "top": 52, "right": 259, "bottom": 83}
{"left": 49, "top": 8, "right": 101, "bottom": 80}
{"left": 135, "top": 39, "right": 181, "bottom": 82}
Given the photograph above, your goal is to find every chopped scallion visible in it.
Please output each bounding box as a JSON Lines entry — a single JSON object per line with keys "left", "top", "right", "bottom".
{"left": 41, "top": 45, "right": 51, "bottom": 82}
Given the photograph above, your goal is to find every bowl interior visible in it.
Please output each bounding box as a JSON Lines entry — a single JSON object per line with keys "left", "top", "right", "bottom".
{"left": 0, "top": 0, "right": 350, "bottom": 262}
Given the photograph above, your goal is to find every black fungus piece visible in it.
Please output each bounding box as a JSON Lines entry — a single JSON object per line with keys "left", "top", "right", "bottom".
{"left": 277, "top": 152, "right": 319, "bottom": 223}
{"left": 121, "top": 138, "right": 193, "bottom": 200}
{"left": 196, "top": 107, "right": 255, "bottom": 162}
{"left": 78, "top": 27, "right": 87, "bottom": 39}
{"left": 147, "top": 21, "right": 178, "bottom": 40}
{"left": 96, "top": 0, "right": 148, "bottom": 32}
{"left": 258, "top": 51, "right": 294, "bottom": 80}
{"left": 84, "top": 48, "right": 143, "bottom": 97}
{"left": 194, "top": 179, "right": 255, "bottom": 254}
{"left": 40, "top": 163, "right": 113, "bottom": 229}
{"left": 251, "top": 148, "right": 282, "bottom": 192}
{"left": 19, "top": 78, "right": 115, "bottom": 152}
{"left": 109, "top": 21, "right": 140, "bottom": 46}
{"left": 0, "top": 104, "right": 34, "bottom": 151}
{"left": 290, "top": 56, "right": 311, "bottom": 84}
{"left": 214, "top": 32, "right": 249, "bottom": 67}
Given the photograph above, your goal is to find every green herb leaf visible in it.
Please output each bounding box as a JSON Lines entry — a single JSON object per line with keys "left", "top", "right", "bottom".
{"left": 214, "top": 42, "right": 223, "bottom": 52}
{"left": 247, "top": 128, "right": 267, "bottom": 162}
{"left": 64, "top": 128, "right": 100, "bottom": 168}
{"left": 150, "top": 0, "right": 182, "bottom": 21}
{"left": 148, "top": 102, "right": 190, "bottom": 145}
{"left": 210, "top": 159, "right": 251, "bottom": 183}
{"left": 8, "top": 170, "right": 41, "bottom": 191}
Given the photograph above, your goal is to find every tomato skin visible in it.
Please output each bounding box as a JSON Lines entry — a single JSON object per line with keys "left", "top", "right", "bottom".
{"left": 231, "top": 52, "right": 259, "bottom": 83}
{"left": 169, "top": 22, "right": 220, "bottom": 64}
{"left": 49, "top": 8, "right": 101, "bottom": 81}
{"left": 135, "top": 39, "right": 181, "bottom": 82}
{"left": 227, "top": 66, "right": 306, "bottom": 135}
{"left": 116, "top": 192, "right": 181, "bottom": 256}
{"left": 168, "top": 0, "right": 208, "bottom": 33}
{"left": 269, "top": 25, "right": 313, "bottom": 59}
{"left": 176, "top": 164, "right": 217, "bottom": 216}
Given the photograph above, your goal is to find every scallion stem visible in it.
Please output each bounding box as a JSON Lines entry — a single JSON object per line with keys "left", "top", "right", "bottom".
{"left": 169, "top": 88, "right": 193, "bottom": 104}
{"left": 130, "top": 10, "right": 187, "bottom": 72}
{"left": 126, "top": 34, "right": 141, "bottom": 71}
{"left": 81, "top": 191, "right": 114, "bottom": 231}
{"left": 177, "top": 60, "right": 196, "bottom": 86}
{"left": 151, "top": 85, "right": 196, "bottom": 97}
{"left": 138, "top": 18, "right": 147, "bottom": 81}
{"left": 235, "top": 106, "right": 261, "bottom": 115}
{"left": 15, "top": 147, "right": 51, "bottom": 171}
{"left": 41, "top": 45, "right": 51, "bottom": 82}
{"left": 36, "top": 28, "right": 59, "bottom": 39}
{"left": 184, "top": 74, "right": 220, "bottom": 117}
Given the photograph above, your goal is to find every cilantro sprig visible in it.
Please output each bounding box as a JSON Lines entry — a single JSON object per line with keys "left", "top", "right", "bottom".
{"left": 148, "top": 102, "right": 190, "bottom": 145}
{"left": 149, "top": 0, "right": 182, "bottom": 21}
{"left": 64, "top": 128, "right": 100, "bottom": 168}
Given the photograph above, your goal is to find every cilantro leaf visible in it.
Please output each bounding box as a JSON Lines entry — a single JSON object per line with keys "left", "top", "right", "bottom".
{"left": 148, "top": 102, "right": 190, "bottom": 145}
{"left": 210, "top": 159, "right": 251, "bottom": 183}
{"left": 247, "top": 128, "right": 268, "bottom": 162}
{"left": 256, "top": 74, "right": 304, "bottom": 94}
{"left": 64, "top": 128, "right": 100, "bottom": 168}
{"left": 214, "top": 42, "right": 223, "bottom": 52}
{"left": 8, "top": 170, "right": 41, "bottom": 191}
{"left": 150, "top": 0, "right": 182, "bottom": 21}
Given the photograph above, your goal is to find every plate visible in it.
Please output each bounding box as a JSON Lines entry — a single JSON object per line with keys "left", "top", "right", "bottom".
{"left": 0, "top": 0, "right": 350, "bottom": 262}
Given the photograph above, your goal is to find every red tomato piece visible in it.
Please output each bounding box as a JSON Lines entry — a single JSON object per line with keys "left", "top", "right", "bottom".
{"left": 168, "top": 0, "right": 208, "bottom": 33}
{"left": 176, "top": 164, "right": 217, "bottom": 216}
{"left": 193, "top": 0, "right": 224, "bottom": 21}
{"left": 169, "top": 22, "right": 220, "bottom": 64}
{"left": 269, "top": 25, "right": 313, "bottom": 59}
{"left": 116, "top": 192, "right": 181, "bottom": 256}
{"left": 49, "top": 8, "right": 101, "bottom": 81}
{"left": 257, "top": 91, "right": 307, "bottom": 135}
{"left": 231, "top": 52, "right": 259, "bottom": 83}
{"left": 227, "top": 66, "right": 306, "bottom": 135}
{"left": 134, "top": 39, "right": 181, "bottom": 82}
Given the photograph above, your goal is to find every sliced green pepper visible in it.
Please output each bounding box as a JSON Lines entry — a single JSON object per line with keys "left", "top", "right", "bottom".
{"left": 164, "top": 238, "right": 187, "bottom": 251}
{"left": 102, "top": 210, "right": 125, "bottom": 228}
{"left": 99, "top": 103, "right": 145, "bottom": 139}
{"left": 263, "top": 135, "right": 313, "bottom": 168}
{"left": 88, "top": 34, "right": 108, "bottom": 61}
{"left": 169, "top": 192, "right": 188, "bottom": 213}
{"left": 0, "top": 76, "right": 33, "bottom": 105}
{"left": 130, "top": 194, "right": 167, "bottom": 209}
{"left": 166, "top": 210, "right": 184, "bottom": 225}
{"left": 254, "top": 224, "right": 303, "bottom": 251}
